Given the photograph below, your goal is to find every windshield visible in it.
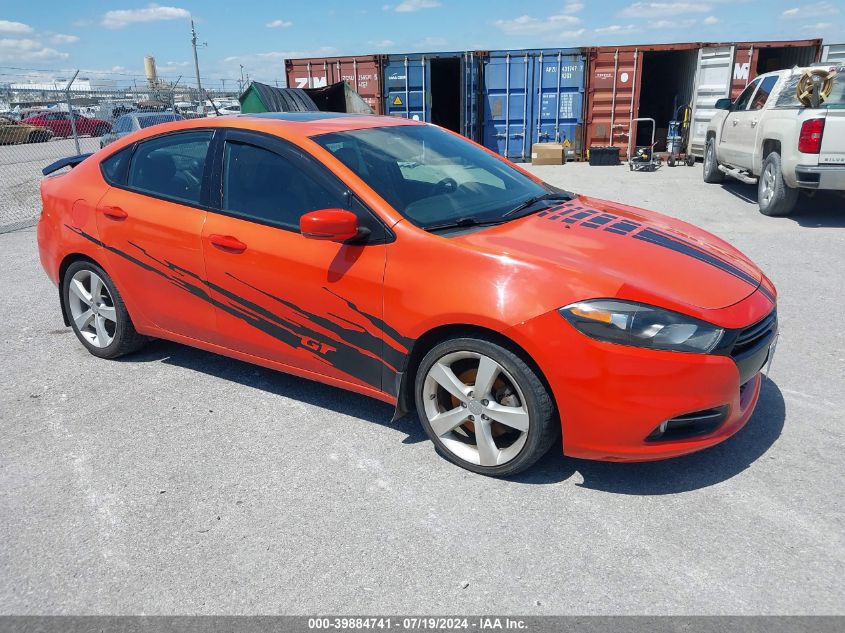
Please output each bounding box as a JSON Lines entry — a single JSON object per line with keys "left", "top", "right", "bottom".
{"left": 137, "top": 114, "right": 182, "bottom": 128}
{"left": 313, "top": 124, "right": 551, "bottom": 229}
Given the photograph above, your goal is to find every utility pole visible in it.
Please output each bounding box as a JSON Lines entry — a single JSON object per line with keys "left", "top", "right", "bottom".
{"left": 191, "top": 18, "right": 205, "bottom": 114}
{"left": 239, "top": 64, "right": 245, "bottom": 94}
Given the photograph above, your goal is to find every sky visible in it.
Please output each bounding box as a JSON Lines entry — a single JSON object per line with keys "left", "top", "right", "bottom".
{"left": 1, "top": 0, "right": 843, "bottom": 88}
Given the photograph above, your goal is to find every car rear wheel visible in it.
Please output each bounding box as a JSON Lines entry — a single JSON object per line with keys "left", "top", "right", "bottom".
{"left": 758, "top": 152, "right": 798, "bottom": 217}
{"left": 703, "top": 138, "right": 724, "bottom": 183}
{"left": 414, "top": 337, "right": 558, "bottom": 476}
{"left": 63, "top": 261, "right": 147, "bottom": 359}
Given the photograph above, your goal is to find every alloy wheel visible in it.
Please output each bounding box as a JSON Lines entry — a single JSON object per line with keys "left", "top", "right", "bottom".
{"left": 67, "top": 269, "right": 117, "bottom": 348}
{"left": 422, "top": 351, "right": 530, "bottom": 467}
{"left": 760, "top": 163, "right": 775, "bottom": 206}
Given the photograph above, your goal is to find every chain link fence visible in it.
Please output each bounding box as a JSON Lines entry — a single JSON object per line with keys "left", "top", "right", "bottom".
{"left": 1, "top": 71, "right": 237, "bottom": 233}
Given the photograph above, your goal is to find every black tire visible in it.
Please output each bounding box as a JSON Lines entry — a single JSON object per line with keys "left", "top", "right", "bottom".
{"left": 414, "top": 336, "right": 559, "bottom": 477}
{"left": 703, "top": 138, "right": 724, "bottom": 183}
{"left": 62, "top": 260, "right": 147, "bottom": 359}
{"left": 685, "top": 155, "right": 696, "bottom": 167}
{"left": 667, "top": 156, "right": 676, "bottom": 167}
{"left": 758, "top": 152, "right": 799, "bottom": 217}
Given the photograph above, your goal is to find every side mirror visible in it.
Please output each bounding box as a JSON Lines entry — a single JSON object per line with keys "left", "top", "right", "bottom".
{"left": 715, "top": 98, "right": 733, "bottom": 111}
{"left": 300, "top": 208, "right": 360, "bottom": 242}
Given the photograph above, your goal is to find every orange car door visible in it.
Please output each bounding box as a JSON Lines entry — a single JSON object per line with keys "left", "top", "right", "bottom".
{"left": 201, "top": 129, "right": 395, "bottom": 393}
{"left": 95, "top": 129, "right": 217, "bottom": 341}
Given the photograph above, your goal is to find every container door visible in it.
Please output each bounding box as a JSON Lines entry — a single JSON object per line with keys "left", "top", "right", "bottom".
{"left": 585, "top": 48, "right": 643, "bottom": 154}
{"left": 462, "top": 52, "right": 481, "bottom": 142}
{"left": 822, "top": 44, "right": 845, "bottom": 64}
{"left": 533, "top": 51, "right": 585, "bottom": 160}
{"left": 482, "top": 53, "right": 532, "bottom": 161}
{"left": 384, "top": 55, "right": 427, "bottom": 122}
{"left": 730, "top": 45, "right": 758, "bottom": 100}
{"left": 688, "top": 45, "right": 735, "bottom": 157}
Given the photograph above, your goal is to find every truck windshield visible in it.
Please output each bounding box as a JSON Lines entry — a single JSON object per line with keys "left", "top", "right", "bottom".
{"left": 312, "top": 124, "right": 556, "bottom": 229}
{"left": 775, "top": 71, "right": 845, "bottom": 109}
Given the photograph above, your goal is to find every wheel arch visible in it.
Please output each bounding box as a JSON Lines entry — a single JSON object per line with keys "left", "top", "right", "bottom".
{"left": 392, "top": 323, "right": 558, "bottom": 423}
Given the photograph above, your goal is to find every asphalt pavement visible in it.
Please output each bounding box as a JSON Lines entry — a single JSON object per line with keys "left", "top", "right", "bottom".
{"left": 0, "top": 162, "right": 842, "bottom": 614}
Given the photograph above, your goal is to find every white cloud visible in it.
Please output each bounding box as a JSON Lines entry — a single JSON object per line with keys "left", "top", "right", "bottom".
{"left": 416, "top": 36, "right": 448, "bottom": 48}
{"left": 802, "top": 21, "right": 834, "bottom": 29}
{"left": 619, "top": 2, "right": 710, "bottom": 17}
{"left": 564, "top": 1, "right": 585, "bottom": 13}
{"left": 391, "top": 0, "right": 442, "bottom": 12}
{"left": 50, "top": 33, "right": 80, "bottom": 44}
{"left": 560, "top": 28, "right": 586, "bottom": 39}
{"left": 102, "top": 4, "right": 191, "bottom": 29}
{"left": 368, "top": 39, "right": 396, "bottom": 49}
{"left": 495, "top": 13, "right": 581, "bottom": 36}
{"left": 703, "top": 15, "right": 719, "bottom": 24}
{"left": 649, "top": 18, "right": 696, "bottom": 28}
{"left": 0, "top": 20, "right": 33, "bottom": 34}
{"left": 594, "top": 24, "right": 640, "bottom": 34}
{"left": 782, "top": 2, "right": 839, "bottom": 18}
{"left": 266, "top": 19, "right": 293, "bottom": 28}
{"left": 0, "top": 38, "right": 69, "bottom": 63}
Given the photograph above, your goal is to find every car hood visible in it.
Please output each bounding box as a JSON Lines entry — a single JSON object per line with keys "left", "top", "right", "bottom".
{"left": 455, "top": 195, "right": 764, "bottom": 311}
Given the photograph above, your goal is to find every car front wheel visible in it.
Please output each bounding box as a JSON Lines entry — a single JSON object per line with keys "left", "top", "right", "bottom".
{"left": 414, "top": 336, "right": 558, "bottom": 476}
{"left": 758, "top": 152, "right": 798, "bottom": 217}
{"left": 63, "top": 261, "right": 147, "bottom": 359}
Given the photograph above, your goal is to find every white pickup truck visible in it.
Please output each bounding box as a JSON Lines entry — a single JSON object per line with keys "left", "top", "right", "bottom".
{"left": 703, "top": 65, "right": 844, "bottom": 216}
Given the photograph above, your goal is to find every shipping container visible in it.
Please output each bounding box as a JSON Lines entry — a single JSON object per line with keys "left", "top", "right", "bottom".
{"left": 382, "top": 51, "right": 481, "bottom": 140}
{"left": 585, "top": 43, "right": 701, "bottom": 157}
{"left": 822, "top": 43, "right": 845, "bottom": 64}
{"left": 687, "top": 39, "right": 822, "bottom": 157}
{"left": 284, "top": 55, "right": 384, "bottom": 114}
{"left": 481, "top": 48, "right": 586, "bottom": 162}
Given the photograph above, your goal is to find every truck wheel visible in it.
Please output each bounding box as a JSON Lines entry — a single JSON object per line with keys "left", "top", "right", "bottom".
{"left": 759, "top": 152, "right": 798, "bottom": 217}
{"left": 703, "top": 138, "right": 724, "bottom": 183}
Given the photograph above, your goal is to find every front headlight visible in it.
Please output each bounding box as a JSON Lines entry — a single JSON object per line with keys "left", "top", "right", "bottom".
{"left": 559, "top": 299, "right": 724, "bottom": 353}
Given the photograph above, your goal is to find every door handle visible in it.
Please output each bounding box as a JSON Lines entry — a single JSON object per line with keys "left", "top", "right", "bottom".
{"left": 209, "top": 234, "right": 247, "bottom": 253}
{"left": 732, "top": 119, "right": 739, "bottom": 126}
{"left": 750, "top": 120, "right": 758, "bottom": 127}
{"left": 100, "top": 206, "right": 127, "bottom": 220}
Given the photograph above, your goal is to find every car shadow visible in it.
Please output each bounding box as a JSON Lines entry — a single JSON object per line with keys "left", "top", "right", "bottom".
{"left": 124, "top": 339, "right": 429, "bottom": 445}
{"left": 720, "top": 182, "right": 845, "bottom": 228}
{"left": 124, "top": 340, "right": 786, "bottom": 493}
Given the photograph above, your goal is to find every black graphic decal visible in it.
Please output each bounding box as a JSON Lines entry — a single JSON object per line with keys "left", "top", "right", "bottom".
{"left": 66, "top": 225, "right": 409, "bottom": 391}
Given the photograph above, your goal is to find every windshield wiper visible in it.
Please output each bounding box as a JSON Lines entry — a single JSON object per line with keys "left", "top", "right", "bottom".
{"left": 502, "top": 191, "right": 573, "bottom": 218}
{"left": 423, "top": 217, "right": 504, "bottom": 233}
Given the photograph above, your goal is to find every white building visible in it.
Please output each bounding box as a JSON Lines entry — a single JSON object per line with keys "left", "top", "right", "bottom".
{"left": 9, "top": 78, "right": 120, "bottom": 93}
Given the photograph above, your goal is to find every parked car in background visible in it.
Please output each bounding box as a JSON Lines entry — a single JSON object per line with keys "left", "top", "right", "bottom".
{"left": 205, "top": 103, "right": 241, "bottom": 117}
{"left": 704, "top": 65, "right": 845, "bottom": 216}
{"left": 99, "top": 111, "right": 184, "bottom": 148}
{"left": 24, "top": 111, "right": 112, "bottom": 139}
{"left": 0, "top": 116, "right": 54, "bottom": 144}
{"left": 38, "top": 113, "right": 778, "bottom": 476}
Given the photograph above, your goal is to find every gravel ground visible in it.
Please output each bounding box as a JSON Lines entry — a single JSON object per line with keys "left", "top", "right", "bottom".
{"left": 0, "top": 162, "right": 842, "bottom": 615}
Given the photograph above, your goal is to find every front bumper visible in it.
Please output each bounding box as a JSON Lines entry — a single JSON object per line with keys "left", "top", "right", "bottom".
{"left": 507, "top": 291, "right": 775, "bottom": 462}
{"left": 795, "top": 164, "right": 845, "bottom": 190}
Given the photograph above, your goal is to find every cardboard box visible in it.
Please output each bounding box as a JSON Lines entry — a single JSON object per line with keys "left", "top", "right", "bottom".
{"left": 531, "top": 143, "right": 567, "bottom": 166}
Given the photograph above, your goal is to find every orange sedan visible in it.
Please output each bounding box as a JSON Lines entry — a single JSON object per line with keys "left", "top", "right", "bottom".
{"left": 37, "top": 113, "right": 778, "bottom": 476}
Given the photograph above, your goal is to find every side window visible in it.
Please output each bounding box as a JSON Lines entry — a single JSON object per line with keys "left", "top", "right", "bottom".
{"left": 750, "top": 76, "right": 778, "bottom": 110}
{"left": 734, "top": 79, "right": 761, "bottom": 111}
{"left": 101, "top": 146, "right": 132, "bottom": 185}
{"left": 127, "top": 131, "right": 212, "bottom": 205}
{"left": 222, "top": 141, "right": 345, "bottom": 229}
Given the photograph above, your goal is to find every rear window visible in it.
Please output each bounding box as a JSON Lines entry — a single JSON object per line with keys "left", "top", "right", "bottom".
{"left": 775, "top": 71, "right": 845, "bottom": 109}
{"left": 137, "top": 114, "right": 182, "bottom": 129}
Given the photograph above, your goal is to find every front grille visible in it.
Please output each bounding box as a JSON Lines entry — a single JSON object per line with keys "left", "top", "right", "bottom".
{"left": 732, "top": 310, "right": 777, "bottom": 358}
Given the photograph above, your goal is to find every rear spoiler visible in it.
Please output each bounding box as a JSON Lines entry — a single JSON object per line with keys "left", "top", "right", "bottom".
{"left": 42, "top": 153, "right": 93, "bottom": 176}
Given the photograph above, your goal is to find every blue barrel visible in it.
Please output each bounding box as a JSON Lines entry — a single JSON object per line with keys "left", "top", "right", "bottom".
{"left": 382, "top": 52, "right": 481, "bottom": 141}
{"left": 482, "top": 49, "right": 586, "bottom": 161}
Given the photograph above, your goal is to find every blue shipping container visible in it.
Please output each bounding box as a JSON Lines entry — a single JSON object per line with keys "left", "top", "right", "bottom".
{"left": 482, "top": 49, "right": 586, "bottom": 161}
{"left": 383, "top": 51, "right": 481, "bottom": 141}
